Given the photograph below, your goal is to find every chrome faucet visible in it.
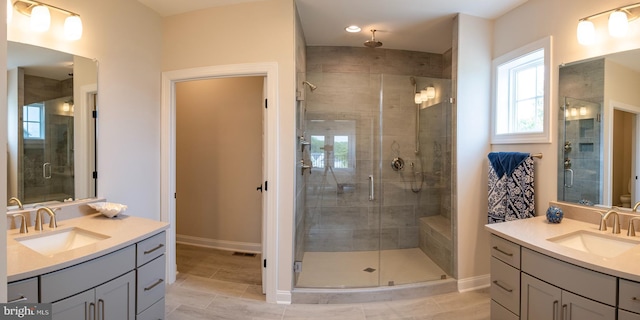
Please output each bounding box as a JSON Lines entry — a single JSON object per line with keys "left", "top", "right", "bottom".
{"left": 600, "top": 210, "right": 621, "bottom": 234}
{"left": 12, "top": 214, "right": 28, "bottom": 233}
{"left": 35, "top": 207, "right": 59, "bottom": 231}
{"left": 8, "top": 197, "right": 23, "bottom": 210}
{"left": 628, "top": 217, "right": 640, "bottom": 236}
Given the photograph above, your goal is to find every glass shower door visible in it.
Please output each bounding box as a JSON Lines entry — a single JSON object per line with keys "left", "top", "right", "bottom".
{"left": 559, "top": 97, "right": 602, "bottom": 205}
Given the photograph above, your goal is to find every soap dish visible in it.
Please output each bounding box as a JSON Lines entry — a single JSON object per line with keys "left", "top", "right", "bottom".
{"left": 88, "top": 202, "right": 127, "bottom": 218}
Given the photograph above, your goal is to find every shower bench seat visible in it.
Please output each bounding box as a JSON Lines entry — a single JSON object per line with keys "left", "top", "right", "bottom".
{"left": 419, "top": 215, "right": 452, "bottom": 274}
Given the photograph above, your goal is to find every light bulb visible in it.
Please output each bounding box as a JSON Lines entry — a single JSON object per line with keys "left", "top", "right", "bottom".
{"left": 414, "top": 93, "right": 422, "bottom": 104}
{"left": 420, "top": 89, "right": 428, "bottom": 101}
{"left": 62, "top": 102, "right": 70, "bottom": 112}
{"left": 565, "top": 109, "right": 570, "bottom": 118}
{"left": 30, "top": 5, "right": 50, "bottom": 32}
{"left": 609, "top": 11, "right": 629, "bottom": 38}
{"left": 577, "top": 20, "right": 595, "bottom": 45}
{"left": 570, "top": 108, "right": 577, "bottom": 117}
{"left": 64, "top": 15, "right": 83, "bottom": 40}
{"left": 579, "top": 107, "right": 587, "bottom": 116}
{"left": 425, "top": 87, "right": 436, "bottom": 99}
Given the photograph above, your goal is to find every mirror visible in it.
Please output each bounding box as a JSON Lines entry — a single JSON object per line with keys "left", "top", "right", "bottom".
{"left": 558, "top": 48, "right": 640, "bottom": 208}
{"left": 7, "top": 42, "right": 98, "bottom": 209}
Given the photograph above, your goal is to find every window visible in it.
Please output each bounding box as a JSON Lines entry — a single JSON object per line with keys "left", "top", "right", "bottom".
{"left": 23, "top": 103, "right": 45, "bottom": 139}
{"left": 492, "top": 36, "right": 552, "bottom": 144}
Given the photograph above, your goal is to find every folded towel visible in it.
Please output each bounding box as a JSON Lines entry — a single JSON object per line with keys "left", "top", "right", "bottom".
{"left": 488, "top": 152, "right": 530, "bottom": 178}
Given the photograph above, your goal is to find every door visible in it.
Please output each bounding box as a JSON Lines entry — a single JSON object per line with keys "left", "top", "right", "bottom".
{"left": 52, "top": 290, "right": 94, "bottom": 320}
{"left": 96, "top": 271, "right": 135, "bottom": 320}
{"left": 562, "top": 290, "right": 615, "bottom": 320}
{"left": 521, "top": 273, "right": 562, "bottom": 320}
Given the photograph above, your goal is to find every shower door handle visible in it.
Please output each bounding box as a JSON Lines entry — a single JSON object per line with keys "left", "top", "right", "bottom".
{"left": 43, "top": 162, "right": 52, "bottom": 179}
{"left": 564, "top": 169, "right": 573, "bottom": 188}
{"left": 368, "top": 175, "right": 374, "bottom": 201}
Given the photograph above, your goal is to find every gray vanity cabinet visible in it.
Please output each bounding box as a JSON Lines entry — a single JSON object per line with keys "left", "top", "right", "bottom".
{"left": 521, "top": 273, "right": 615, "bottom": 320}
{"left": 51, "top": 271, "right": 135, "bottom": 320}
{"left": 7, "top": 277, "right": 38, "bottom": 303}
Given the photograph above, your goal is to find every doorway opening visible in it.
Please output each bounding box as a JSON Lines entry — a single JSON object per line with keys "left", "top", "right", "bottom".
{"left": 161, "top": 62, "right": 279, "bottom": 303}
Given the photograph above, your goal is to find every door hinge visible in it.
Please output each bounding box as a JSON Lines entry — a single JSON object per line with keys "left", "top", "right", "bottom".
{"left": 294, "top": 261, "right": 302, "bottom": 273}
{"left": 265, "top": 181, "right": 268, "bottom": 191}
{"left": 174, "top": 193, "right": 177, "bottom": 199}
{"left": 92, "top": 110, "right": 97, "bottom": 118}
{"left": 92, "top": 171, "right": 98, "bottom": 179}
{"left": 263, "top": 259, "right": 267, "bottom": 268}
{"left": 265, "top": 98, "right": 268, "bottom": 109}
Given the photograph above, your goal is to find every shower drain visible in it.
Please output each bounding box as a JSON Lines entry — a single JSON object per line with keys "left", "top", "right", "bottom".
{"left": 363, "top": 267, "right": 376, "bottom": 273}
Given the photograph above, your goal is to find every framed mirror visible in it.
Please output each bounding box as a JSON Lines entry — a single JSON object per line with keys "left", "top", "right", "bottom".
{"left": 7, "top": 42, "right": 98, "bottom": 209}
{"left": 558, "top": 48, "right": 640, "bottom": 208}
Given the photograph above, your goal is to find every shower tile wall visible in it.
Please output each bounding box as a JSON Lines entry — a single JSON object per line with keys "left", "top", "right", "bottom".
{"left": 558, "top": 59, "right": 604, "bottom": 204}
{"left": 303, "top": 46, "right": 451, "bottom": 254}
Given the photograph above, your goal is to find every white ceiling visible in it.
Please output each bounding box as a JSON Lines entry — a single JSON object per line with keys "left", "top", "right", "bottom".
{"left": 137, "top": 0, "right": 528, "bottom": 53}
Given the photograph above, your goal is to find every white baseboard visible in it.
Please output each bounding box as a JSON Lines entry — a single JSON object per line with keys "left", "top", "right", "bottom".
{"left": 457, "top": 274, "right": 490, "bottom": 292}
{"left": 276, "top": 290, "right": 292, "bottom": 305}
{"left": 176, "top": 234, "right": 261, "bottom": 253}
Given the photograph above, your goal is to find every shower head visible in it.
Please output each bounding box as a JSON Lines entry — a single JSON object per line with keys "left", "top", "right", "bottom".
{"left": 364, "top": 29, "right": 383, "bottom": 48}
{"left": 302, "top": 81, "right": 317, "bottom": 91}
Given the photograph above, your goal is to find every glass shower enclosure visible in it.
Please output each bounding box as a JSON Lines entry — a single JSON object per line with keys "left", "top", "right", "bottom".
{"left": 295, "top": 72, "right": 453, "bottom": 288}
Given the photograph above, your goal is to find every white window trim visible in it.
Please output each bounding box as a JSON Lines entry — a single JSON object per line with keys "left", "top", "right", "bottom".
{"left": 491, "top": 36, "right": 553, "bottom": 144}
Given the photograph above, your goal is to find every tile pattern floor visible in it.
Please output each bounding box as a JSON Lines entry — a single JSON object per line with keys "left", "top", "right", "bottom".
{"left": 167, "top": 244, "right": 490, "bottom": 319}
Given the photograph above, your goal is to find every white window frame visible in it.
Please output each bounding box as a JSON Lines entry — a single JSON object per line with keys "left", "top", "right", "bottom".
{"left": 23, "top": 103, "right": 45, "bottom": 140}
{"left": 491, "top": 36, "right": 552, "bottom": 144}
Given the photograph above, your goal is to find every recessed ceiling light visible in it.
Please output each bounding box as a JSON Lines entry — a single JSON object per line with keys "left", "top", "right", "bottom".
{"left": 345, "top": 25, "right": 361, "bottom": 33}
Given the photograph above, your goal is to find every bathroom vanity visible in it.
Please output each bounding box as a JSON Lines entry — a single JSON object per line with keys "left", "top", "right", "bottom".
{"left": 6, "top": 212, "right": 168, "bottom": 320}
{"left": 486, "top": 216, "right": 640, "bottom": 320}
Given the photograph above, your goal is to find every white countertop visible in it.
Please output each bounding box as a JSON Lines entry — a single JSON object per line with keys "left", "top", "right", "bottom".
{"left": 7, "top": 213, "right": 168, "bottom": 282}
{"left": 485, "top": 216, "right": 640, "bottom": 282}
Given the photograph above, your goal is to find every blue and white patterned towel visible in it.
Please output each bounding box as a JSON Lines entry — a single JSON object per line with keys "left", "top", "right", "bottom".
{"left": 487, "top": 152, "right": 535, "bottom": 224}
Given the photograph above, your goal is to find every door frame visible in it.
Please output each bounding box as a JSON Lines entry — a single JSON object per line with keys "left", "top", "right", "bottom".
{"left": 160, "top": 62, "right": 278, "bottom": 302}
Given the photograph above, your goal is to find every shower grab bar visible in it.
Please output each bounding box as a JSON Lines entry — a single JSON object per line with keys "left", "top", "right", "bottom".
{"left": 564, "top": 169, "right": 573, "bottom": 188}
{"left": 43, "top": 162, "right": 52, "bottom": 180}
{"left": 368, "top": 175, "right": 374, "bottom": 201}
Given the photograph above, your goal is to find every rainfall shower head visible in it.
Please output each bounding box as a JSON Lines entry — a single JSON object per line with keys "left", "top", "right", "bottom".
{"left": 302, "top": 80, "right": 317, "bottom": 91}
{"left": 364, "top": 29, "right": 383, "bottom": 48}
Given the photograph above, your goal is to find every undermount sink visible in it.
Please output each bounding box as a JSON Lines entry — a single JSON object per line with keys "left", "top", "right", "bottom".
{"left": 547, "top": 230, "right": 640, "bottom": 258}
{"left": 16, "top": 227, "right": 110, "bottom": 256}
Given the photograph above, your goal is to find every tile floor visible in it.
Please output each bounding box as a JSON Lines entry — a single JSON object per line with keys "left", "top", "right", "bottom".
{"left": 167, "top": 244, "right": 490, "bottom": 319}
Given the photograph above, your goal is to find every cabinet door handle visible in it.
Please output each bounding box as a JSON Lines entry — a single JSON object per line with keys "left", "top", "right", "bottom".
{"left": 88, "top": 302, "right": 95, "bottom": 320}
{"left": 492, "top": 280, "right": 513, "bottom": 293}
{"left": 144, "top": 279, "right": 164, "bottom": 291}
{"left": 368, "top": 175, "right": 374, "bottom": 201}
{"left": 143, "top": 244, "right": 164, "bottom": 255}
{"left": 98, "top": 299, "right": 105, "bottom": 320}
{"left": 492, "top": 246, "right": 514, "bottom": 257}
{"left": 562, "top": 304, "right": 568, "bottom": 320}
{"left": 553, "top": 300, "right": 559, "bottom": 320}
{"left": 7, "top": 295, "right": 27, "bottom": 303}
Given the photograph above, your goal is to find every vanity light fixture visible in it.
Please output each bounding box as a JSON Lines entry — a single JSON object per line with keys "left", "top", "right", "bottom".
{"left": 577, "top": 2, "right": 640, "bottom": 45}
{"left": 12, "top": 0, "right": 83, "bottom": 40}
{"left": 414, "top": 86, "right": 436, "bottom": 104}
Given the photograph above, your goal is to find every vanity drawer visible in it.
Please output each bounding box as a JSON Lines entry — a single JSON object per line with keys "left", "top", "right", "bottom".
{"left": 490, "top": 300, "right": 518, "bottom": 320}
{"left": 41, "top": 245, "right": 135, "bottom": 303}
{"left": 619, "top": 309, "right": 640, "bottom": 320}
{"left": 619, "top": 279, "right": 640, "bottom": 313}
{"left": 137, "top": 297, "right": 164, "bottom": 320}
{"left": 490, "top": 257, "right": 520, "bottom": 315}
{"left": 137, "top": 255, "right": 165, "bottom": 313}
{"left": 137, "top": 231, "right": 166, "bottom": 267}
{"left": 490, "top": 235, "right": 520, "bottom": 268}
{"left": 521, "top": 247, "right": 616, "bottom": 306}
{"left": 8, "top": 277, "right": 38, "bottom": 303}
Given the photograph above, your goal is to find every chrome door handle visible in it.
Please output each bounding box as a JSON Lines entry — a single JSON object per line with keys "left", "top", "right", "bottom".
{"left": 43, "top": 162, "right": 52, "bottom": 179}
{"left": 368, "top": 175, "right": 374, "bottom": 201}
{"left": 564, "top": 169, "right": 573, "bottom": 188}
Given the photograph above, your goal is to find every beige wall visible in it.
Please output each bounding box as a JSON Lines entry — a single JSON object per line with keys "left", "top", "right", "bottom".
{"left": 162, "top": 0, "right": 296, "bottom": 299}
{"left": 175, "top": 77, "right": 263, "bottom": 246}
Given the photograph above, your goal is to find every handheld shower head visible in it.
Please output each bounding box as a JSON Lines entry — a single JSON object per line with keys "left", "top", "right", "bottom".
{"left": 302, "top": 81, "right": 317, "bottom": 91}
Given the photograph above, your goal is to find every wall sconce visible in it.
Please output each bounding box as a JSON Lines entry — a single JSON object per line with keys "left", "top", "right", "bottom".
{"left": 62, "top": 100, "right": 73, "bottom": 112}
{"left": 12, "top": 0, "right": 83, "bottom": 40}
{"left": 577, "top": 2, "right": 640, "bottom": 45}
{"left": 414, "top": 86, "right": 436, "bottom": 104}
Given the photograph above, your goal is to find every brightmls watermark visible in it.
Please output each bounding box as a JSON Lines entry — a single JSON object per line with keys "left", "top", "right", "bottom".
{"left": 0, "top": 304, "right": 52, "bottom": 320}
